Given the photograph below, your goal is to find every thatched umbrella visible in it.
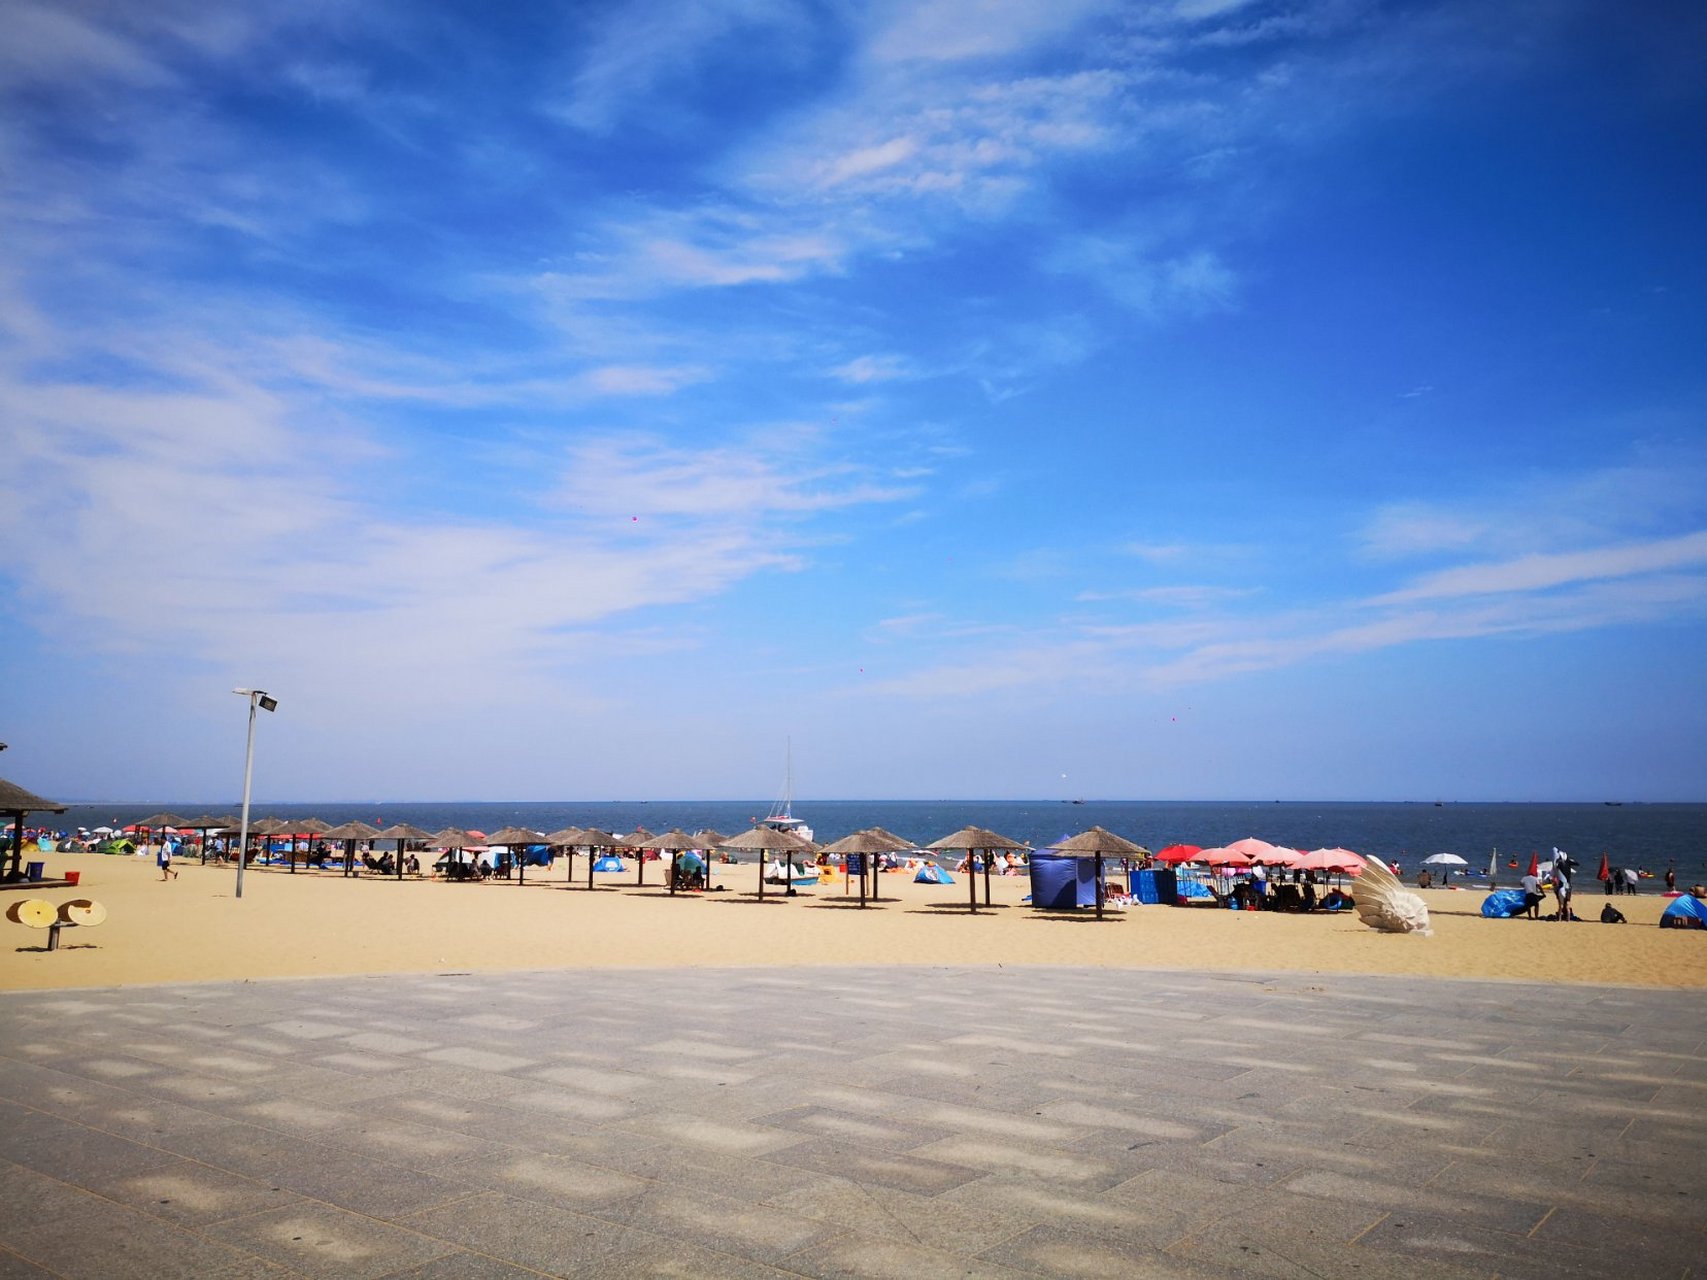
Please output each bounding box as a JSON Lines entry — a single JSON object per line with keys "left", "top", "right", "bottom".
{"left": 819, "top": 829, "right": 908, "bottom": 908}
{"left": 1051, "top": 827, "right": 1150, "bottom": 920}
{"left": 321, "top": 820, "right": 381, "bottom": 877}
{"left": 928, "top": 826, "right": 1030, "bottom": 915}
{"left": 640, "top": 829, "right": 702, "bottom": 896}
{"left": 244, "top": 817, "right": 289, "bottom": 870}
{"left": 0, "top": 777, "right": 66, "bottom": 882}
{"left": 134, "top": 811, "right": 190, "bottom": 855}
{"left": 182, "top": 814, "right": 237, "bottom": 864}
{"left": 719, "top": 825, "right": 814, "bottom": 902}
{"left": 576, "top": 828, "right": 624, "bottom": 891}
{"left": 486, "top": 826, "right": 546, "bottom": 886}
{"left": 375, "top": 823, "right": 434, "bottom": 880}
{"left": 429, "top": 828, "right": 484, "bottom": 881}
{"left": 545, "top": 827, "right": 586, "bottom": 886}
{"left": 285, "top": 816, "right": 333, "bottom": 874}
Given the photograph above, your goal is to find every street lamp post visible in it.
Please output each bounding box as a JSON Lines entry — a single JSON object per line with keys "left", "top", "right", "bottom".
{"left": 232, "top": 688, "right": 278, "bottom": 900}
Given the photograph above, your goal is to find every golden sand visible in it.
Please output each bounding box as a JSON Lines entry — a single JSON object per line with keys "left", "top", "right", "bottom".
{"left": 3, "top": 849, "right": 1704, "bottom": 991}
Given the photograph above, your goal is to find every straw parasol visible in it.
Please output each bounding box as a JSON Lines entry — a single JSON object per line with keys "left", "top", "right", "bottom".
{"left": 242, "top": 817, "right": 288, "bottom": 869}
{"left": 819, "top": 829, "right": 909, "bottom": 908}
{"left": 640, "top": 829, "right": 704, "bottom": 896}
{"left": 928, "top": 826, "right": 1029, "bottom": 915}
{"left": 286, "top": 816, "right": 333, "bottom": 874}
{"left": 545, "top": 827, "right": 586, "bottom": 886}
{"left": 1050, "top": 827, "right": 1149, "bottom": 920}
{"left": 429, "top": 827, "right": 485, "bottom": 880}
{"left": 575, "top": 828, "right": 624, "bottom": 891}
{"left": 321, "top": 820, "right": 381, "bottom": 876}
{"left": 0, "top": 777, "right": 65, "bottom": 882}
{"left": 375, "top": 823, "right": 434, "bottom": 880}
{"left": 134, "top": 812, "right": 190, "bottom": 849}
{"left": 486, "top": 826, "right": 546, "bottom": 887}
{"left": 181, "top": 814, "right": 238, "bottom": 864}
{"left": 719, "top": 825, "right": 814, "bottom": 902}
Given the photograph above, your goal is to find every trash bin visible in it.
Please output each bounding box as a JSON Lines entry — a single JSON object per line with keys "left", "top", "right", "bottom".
{"left": 65, "top": 871, "right": 81, "bottom": 887}
{"left": 25, "top": 861, "right": 45, "bottom": 881}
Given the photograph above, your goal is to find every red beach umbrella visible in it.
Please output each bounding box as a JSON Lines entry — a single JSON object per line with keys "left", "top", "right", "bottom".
{"left": 1596, "top": 851, "right": 1610, "bottom": 882}
{"left": 1527, "top": 851, "right": 1540, "bottom": 877}
{"left": 1154, "top": 844, "right": 1202, "bottom": 865}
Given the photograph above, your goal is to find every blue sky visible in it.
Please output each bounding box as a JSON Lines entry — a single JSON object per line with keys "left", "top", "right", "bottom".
{"left": 2, "top": 0, "right": 1704, "bottom": 803}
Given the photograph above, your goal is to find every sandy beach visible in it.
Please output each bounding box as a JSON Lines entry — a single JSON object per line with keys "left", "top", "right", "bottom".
{"left": 4, "top": 848, "right": 1703, "bottom": 992}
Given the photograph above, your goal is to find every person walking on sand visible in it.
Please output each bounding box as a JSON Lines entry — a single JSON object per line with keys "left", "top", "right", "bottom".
{"left": 158, "top": 841, "right": 178, "bottom": 881}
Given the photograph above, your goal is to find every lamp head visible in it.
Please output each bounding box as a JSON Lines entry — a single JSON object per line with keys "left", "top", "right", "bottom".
{"left": 257, "top": 694, "right": 278, "bottom": 713}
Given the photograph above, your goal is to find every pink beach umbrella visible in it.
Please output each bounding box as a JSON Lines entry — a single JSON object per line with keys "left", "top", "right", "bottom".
{"left": 1296, "top": 847, "right": 1367, "bottom": 874}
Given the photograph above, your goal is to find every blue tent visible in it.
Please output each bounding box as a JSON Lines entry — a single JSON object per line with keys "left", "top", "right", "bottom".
{"left": 1481, "top": 889, "right": 1531, "bottom": 918}
{"left": 1660, "top": 895, "right": 1707, "bottom": 929}
{"left": 914, "top": 863, "right": 955, "bottom": 884}
{"left": 592, "top": 855, "right": 625, "bottom": 873}
{"left": 1028, "top": 852, "right": 1097, "bottom": 910}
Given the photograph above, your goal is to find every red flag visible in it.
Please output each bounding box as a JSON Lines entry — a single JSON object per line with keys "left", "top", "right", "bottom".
{"left": 1527, "top": 851, "right": 1540, "bottom": 877}
{"left": 1597, "top": 851, "right": 1610, "bottom": 882}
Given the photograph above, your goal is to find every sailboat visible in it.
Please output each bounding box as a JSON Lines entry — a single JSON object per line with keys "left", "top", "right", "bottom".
{"left": 759, "top": 740, "right": 815, "bottom": 844}
{"left": 759, "top": 742, "right": 817, "bottom": 886}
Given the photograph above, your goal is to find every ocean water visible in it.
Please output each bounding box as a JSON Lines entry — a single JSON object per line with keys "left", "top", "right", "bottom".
{"left": 42, "top": 799, "right": 1707, "bottom": 885}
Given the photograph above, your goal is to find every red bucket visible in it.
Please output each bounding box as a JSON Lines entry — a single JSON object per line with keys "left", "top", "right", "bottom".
{"left": 64, "top": 871, "right": 81, "bottom": 886}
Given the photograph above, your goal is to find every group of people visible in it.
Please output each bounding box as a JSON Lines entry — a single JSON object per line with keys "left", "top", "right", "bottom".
{"left": 1518, "top": 850, "right": 1579, "bottom": 920}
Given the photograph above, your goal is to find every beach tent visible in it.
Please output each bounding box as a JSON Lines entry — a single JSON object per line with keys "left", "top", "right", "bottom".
{"left": 1660, "top": 896, "right": 1707, "bottom": 929}
{"left": 913, "top": 863, "right": 955, "bottom": 885}
{"left": 1028, "top": 852, "right": 1097, "bottom": 911}
{"left": 1481, "top": 889, "right": 1530, "bottom": 918}
{"left": 1050, "top": 827, "right": 1149, "bottom": 920}
{"left": 592, "top": 855, "right": 625, "bottom": 873}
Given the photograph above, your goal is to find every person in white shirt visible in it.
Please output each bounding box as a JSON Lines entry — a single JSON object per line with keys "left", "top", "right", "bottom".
{"left": 1520, "top": 871, "right": 1542, "bottom": 919}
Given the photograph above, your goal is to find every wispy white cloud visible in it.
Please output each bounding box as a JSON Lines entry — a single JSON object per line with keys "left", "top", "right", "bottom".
{"left": 1372, "top": 532, "right": 1707, "bottom": 605}
{"left": 829, "top": 353, "right": 913, "bottom": 384}
{"left": 552, "top": 0, "right": 816, "bottom": 133}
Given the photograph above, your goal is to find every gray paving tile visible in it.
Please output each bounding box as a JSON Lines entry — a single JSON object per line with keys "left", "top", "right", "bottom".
{"left": 3, "top": 967, "right": 1704, "bottom": 1280}
{"left": 204, "top": 1202, "right": 456, "bottom": 1280}
{"left": 3, "top": 1201, "right": 294, "bottom": 1279}
{"left": 394, "top": 1191, "right": 651, "bottom": 1275}
{"left": 79, "top": 1159, "right": 305, "bottom": 1227}
{"left": 0, "top": 1246, "right": 58, "bottom": 1279}
{"left": 980, "top": 1222, "right": 1239, "bottom": 1278}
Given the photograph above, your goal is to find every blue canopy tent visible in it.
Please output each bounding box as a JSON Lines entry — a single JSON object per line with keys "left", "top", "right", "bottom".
{"left": 914, "top": 863, "right": 955, "bottom": 885}
{"left": 1029, "top": 852, "right": 1098, "bottom": 910}
{"left": 1660, "top": 895, "right": 1707, "bottom": 929}
{"left": 592, "top": 855, "right": 625, "bottom": 873}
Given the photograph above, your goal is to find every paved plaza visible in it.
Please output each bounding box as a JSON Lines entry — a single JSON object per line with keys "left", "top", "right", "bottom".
{"left": 1, "top": 966, "right": 1703, "bottom": 1278}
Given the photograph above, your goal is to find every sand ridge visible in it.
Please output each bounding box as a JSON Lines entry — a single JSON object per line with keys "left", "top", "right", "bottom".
{"left": 3, "top": 849, "right": 1704, "bottom": 991}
